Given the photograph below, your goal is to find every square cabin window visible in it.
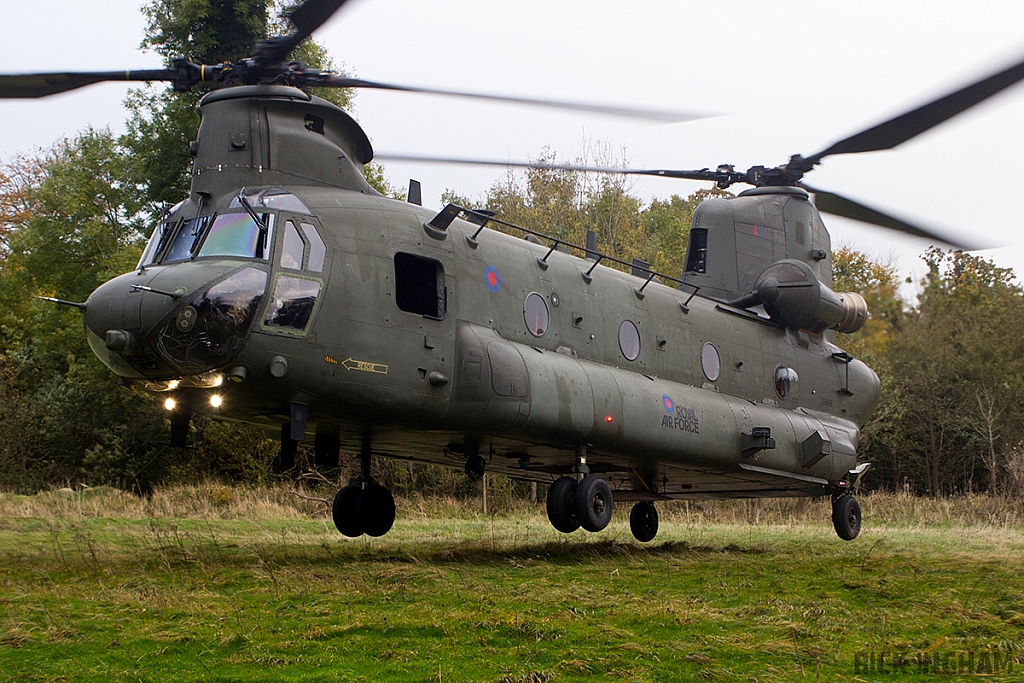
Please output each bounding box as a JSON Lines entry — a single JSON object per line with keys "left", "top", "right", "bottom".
{"left": 394, "top": 252, "right": 446, "bottom": 319}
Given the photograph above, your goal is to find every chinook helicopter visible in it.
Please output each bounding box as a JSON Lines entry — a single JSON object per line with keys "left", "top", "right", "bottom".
{"left": 3, "top": 0, "right": 1020, "bottom": 543}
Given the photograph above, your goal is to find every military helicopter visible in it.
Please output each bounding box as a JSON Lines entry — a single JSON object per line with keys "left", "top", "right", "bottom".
{"left": 3, "top": 0, "right": 1021, "bottom": 543}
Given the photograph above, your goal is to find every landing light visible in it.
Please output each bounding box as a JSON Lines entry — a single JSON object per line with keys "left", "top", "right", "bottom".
{"left": 210, "top": 394, "right": 223, "bottom": 408}
{"left": 164, "top": 397, "right": 177, "bottom": 411}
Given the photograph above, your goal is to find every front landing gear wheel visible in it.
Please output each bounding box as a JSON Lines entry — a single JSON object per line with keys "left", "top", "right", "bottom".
{"left": 575, "top": 476, "right": 614, "bottom": 532}
{"left": 357, "top": 483, "right": 396, "bottom": 538}
{"left": 832, "top": 494, "right": 861, "bottom": 541}
{"left": 546, "top": 477, "right": 580, "bottom": 533}
{"left": 332, "top": 485, "right": 363, "bottom": 538}
{"left": 630, "top": 501, "right": 659, "bottom": 542}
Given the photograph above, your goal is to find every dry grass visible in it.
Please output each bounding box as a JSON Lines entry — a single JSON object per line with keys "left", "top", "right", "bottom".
{"left": 1, "top": 483, "right": 1023, "bottom": 532}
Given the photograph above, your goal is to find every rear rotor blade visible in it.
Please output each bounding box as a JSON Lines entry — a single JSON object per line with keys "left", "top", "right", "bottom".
{"left": 0, "top": 70, "right": 176, "bottom": 99}
{"left": 802, "top": 183, "right": 975, "bottom": 249}
{"left": 374, "top": 153, "right": 729, "bottom": 181}
{"left": 325, "top": 77, "right": 715, "bottom": 123}
{"left": 804, "top": 52, "right": 1024, "bottom": 167}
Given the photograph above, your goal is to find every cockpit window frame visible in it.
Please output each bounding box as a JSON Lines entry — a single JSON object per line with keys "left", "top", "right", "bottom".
{"left": 156, "top": 212, "right": 276, "bottom": 264}
{"left": 139, "top": 200, "right": 186, "bottom": 269}
{"left": 259, "top": 272, "right": 325, "bottom": 337}
{"left": 159, "top": 215, "right": 211, "bottom": 264}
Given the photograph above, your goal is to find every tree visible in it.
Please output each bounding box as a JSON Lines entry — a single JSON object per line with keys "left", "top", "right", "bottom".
{"left": 832, "top": 246, "right": 903, "bottom": 357}
{"left": 479, "top": 147, "right": 726, "bottom": 279}
{"left": 871, "top": 249, "right": 1024, "bottom": 495}
{"left": 0, "top": 132, "right": 169, "bottom": 491}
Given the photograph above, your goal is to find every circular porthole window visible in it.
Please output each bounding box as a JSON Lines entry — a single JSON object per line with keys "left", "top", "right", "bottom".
{"left": 618, "top": 320, "right": 641, "bottom": 361}
{"left": 701, "top": 342, "right": 721, "bottom": 382}
{"left": 524, "top": 292, "right": 549, "bottom": 337}
{"left": 774, "top": 365, "right": 798, "bottom": 399}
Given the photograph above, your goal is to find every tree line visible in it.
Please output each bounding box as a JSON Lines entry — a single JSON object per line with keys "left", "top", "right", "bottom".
{"left": 1, "top": 0, "right": 1022, "bottom": 498}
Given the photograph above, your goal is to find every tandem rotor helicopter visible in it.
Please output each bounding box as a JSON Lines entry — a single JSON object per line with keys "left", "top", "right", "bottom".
{"left": 3, "top": 0, "right": 1022, "bottom": 542}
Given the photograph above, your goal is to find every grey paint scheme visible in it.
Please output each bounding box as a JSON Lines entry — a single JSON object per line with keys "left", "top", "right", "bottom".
{"left": 86, "top": 87, "right": 880, "bottom": 501}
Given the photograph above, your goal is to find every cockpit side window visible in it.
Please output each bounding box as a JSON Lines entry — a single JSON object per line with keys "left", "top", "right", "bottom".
{"left": 139, "top": 200, "right": 185, "bottom": 268}
{"left": 280, "top": 221, "right": 305, "bottom": 270}
{"left": 301, "top": 223, "right": 326, "bottom": 272}
{"left": 138, "top": 221, "right": 169, "bottom": 269}
{"left": 197, "top": 212, "right": 274, "bottom": 260}
{"left": 278, "top": 219, "right": 327, "bottom": 273}
{"left": 263, "top": 275, "right": 322, "bottom": 333}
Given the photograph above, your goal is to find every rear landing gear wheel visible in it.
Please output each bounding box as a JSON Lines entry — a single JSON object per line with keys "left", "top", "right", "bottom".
{"left": 630, "top": 501, "right": 659, "bottom": 542}
{"left": 357, "top": 483, "right": 396, "bottom": 538}
{"left": 546, "top": 477, "right": 580, "bottom": 533}
{"left": 575, "top": 476, "right": 614, "bottom": 532}
{"left": 832, "top": 494, "right": 861, "bottom": 541}
{"left": 332, "top": 485, "right": 363, "bottom": 538}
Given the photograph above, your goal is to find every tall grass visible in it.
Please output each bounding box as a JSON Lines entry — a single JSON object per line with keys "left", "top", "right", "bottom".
{"left": 2, "top": 483, "right": 1023, "bottom": 530}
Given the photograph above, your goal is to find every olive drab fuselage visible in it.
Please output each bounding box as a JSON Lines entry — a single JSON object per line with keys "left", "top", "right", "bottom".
{"left": 83, "top": 85, "right": 880, "bottom": 501}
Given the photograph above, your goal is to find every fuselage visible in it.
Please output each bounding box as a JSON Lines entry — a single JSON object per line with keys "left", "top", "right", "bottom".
{"left": 81, "top": 85, "right": 880, "bottom": 501}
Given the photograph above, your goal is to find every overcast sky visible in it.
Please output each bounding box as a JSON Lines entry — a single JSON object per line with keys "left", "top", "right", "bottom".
{"left": 3, "top": 0, "right": 1024, "bottom": 287}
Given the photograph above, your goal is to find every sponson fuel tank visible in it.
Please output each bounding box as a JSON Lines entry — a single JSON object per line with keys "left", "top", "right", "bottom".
{"left": 446, "top": 323, "right": 869, "bottom": 484}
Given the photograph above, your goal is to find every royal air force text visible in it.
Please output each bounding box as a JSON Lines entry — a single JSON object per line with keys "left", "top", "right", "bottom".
{"left": 662, "top": 406, "right": 699, "bottom": 434}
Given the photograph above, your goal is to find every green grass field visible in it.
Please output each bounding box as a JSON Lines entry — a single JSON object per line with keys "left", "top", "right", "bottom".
{"left": 1, "top": 487, "right": 1022, "bottom": 682}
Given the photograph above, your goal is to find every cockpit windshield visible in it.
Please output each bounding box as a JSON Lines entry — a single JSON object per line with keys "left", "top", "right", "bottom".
{"left": 140, "top": 189, "right": 311, "bottom": 266}
{"left": 153, "top": 212, "right": 274, "bottom": 264}
{"left": 162, "top": 216, "right": 211, "bottom": 263}
{"left": 198, "top": 213, "right": 274, "bottom": 259}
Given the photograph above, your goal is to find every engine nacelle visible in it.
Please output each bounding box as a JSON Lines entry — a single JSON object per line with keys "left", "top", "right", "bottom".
{"left": 755, "top": 260, "right": 867, "bottom": 334}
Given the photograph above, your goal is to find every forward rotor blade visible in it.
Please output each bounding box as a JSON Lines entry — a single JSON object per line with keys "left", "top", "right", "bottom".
{"left": 255, "top": 0, "right": 352, "bottom": 65}
{"left": 805, "top": 52, "right": 1024, "bottom": 166}
{"left": 289, "top": 0, "right": 352, "bottom": 37}
{"left": 0, "top": 70, "right": 175, "bottom": 99}
{"left": 374, "top": 153, "right": 727, "bottom": 181}
{"left": 325, "top": 77, "right": 715, "bottom": 123}
{"left": 802, "top": 183, "right": 974, "bottom": 249}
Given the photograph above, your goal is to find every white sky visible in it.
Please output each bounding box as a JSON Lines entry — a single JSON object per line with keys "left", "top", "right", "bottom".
{"left": 3, "top": 0, "right": 1024, "bottom": 288}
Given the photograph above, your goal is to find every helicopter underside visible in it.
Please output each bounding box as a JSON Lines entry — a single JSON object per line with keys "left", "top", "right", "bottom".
{"left": 213, "top": 410, "right": 834, "bottom": 501}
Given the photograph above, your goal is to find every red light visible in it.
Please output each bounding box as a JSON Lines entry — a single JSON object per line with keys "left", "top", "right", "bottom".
{"left": 605, "top": 415, "right": 614, "bottom": 423}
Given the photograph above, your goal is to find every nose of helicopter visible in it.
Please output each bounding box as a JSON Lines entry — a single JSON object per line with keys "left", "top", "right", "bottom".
{"left": 84, "top": 263, "right": 268, "bottom": 380}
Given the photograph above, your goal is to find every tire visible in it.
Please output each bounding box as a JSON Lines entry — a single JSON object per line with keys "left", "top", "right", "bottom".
{"left": 546, "top": 477, "right": 580, "bottom": 533}
{"left": 332, "top": 485, "right": 363, "bottom": 537}
{"left": 832, "top": 494, "right": 861, "bottom": 541}
{"left": 357, "top": 483, "right": 396, "bottom": 538}
{"left": 575, "top": 476, "right": 614, "bottom": 533}
{"left": 629, "top": 501, "right": 659, "bottom": 542}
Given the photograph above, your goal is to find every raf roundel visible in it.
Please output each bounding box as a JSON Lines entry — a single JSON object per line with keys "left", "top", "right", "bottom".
{"left": 484, "top": 265, "right": 501, "bottom": 293}
{"left": 662, "top": 394, "right": 675, "bottom": 413}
